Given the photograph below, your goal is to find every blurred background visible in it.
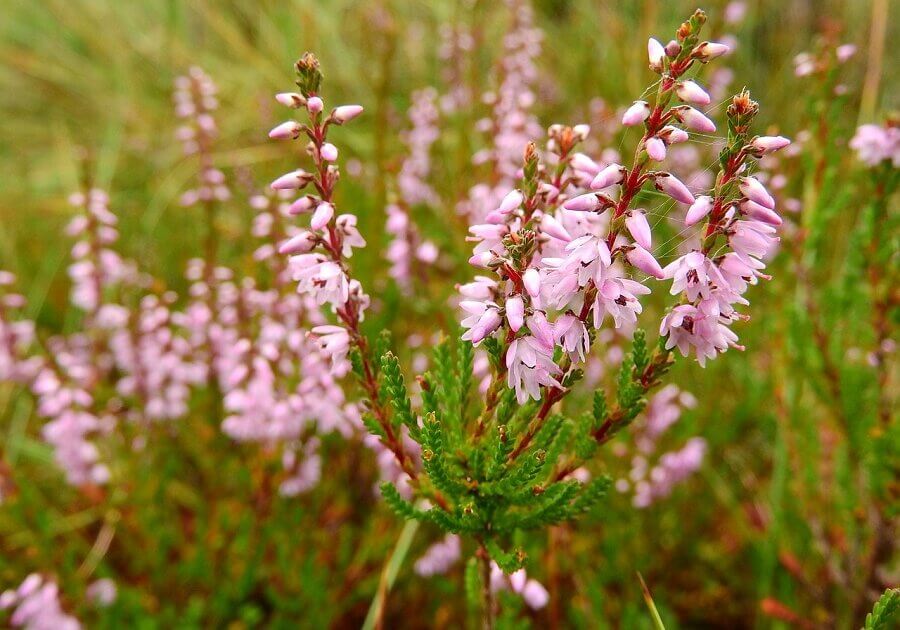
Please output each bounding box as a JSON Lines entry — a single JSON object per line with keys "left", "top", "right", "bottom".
{"left": 0, "top": 0, "right": 897, "bottom": 628}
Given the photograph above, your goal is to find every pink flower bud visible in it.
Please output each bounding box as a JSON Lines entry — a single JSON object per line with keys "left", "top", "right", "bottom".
{"left": 471, "top": 308, "right": 502, "bottom": 344}
{"left": 469, "top": 252, "right": 494, "bottom": 268}
{"left": 665, "top": 40, "right": 682, "bottom": 57}
{"left": 625, "top": 211, "right": 652, "bottom": 249}
{"left": 306, "top": 96, "right": 324, "bottom": 114}
{"left": 739, "top": 176, "right": 775, "bottom": 209}
{"left": 685, "top": 195, "right": 713, "bottom": 226}
{"left": 750, "top": 135, "right": 791, "bottom": 154}
{"left": 331, "top": 104, "right": 364, "bottom": 123}
{"left": 271, "top": 170, "right": 310, "bottom": 190}
{"left": 622, "top": 101, "right": 651, "bottom": 126}
{"left": 541, "top": 214, "right": 572, "bottom": 241}
{"left": 693, "top": 41, "right": 730, "bottom": 61}
{"left": 320, "top": 143, "right": 338, "bottom": 161}
{"left": 590, "top": 163, "right": 626, "bottom": 190}
{"left": 654, "top": 173, "right": 695, "bottom": 204}
{"left": 659, "top": 126, "right": 689, "bottom": 144}
{"left": 645, "top": 137, "right": 667, "bottom": 161}
{"left": 677, "top": 107, "right": 717, "bottom": 133}
{"left": 523, "top": 268, "right": 541, "bottom": 297}
{"left": 311, "top": 202, "right": 334, "bottom": 230}
{"left": 269, "top": 121, "right": 302, "bottom": 140}
{"left": 564, "top": 193, "right": 603, "bottom": 212}
{"left": 572, "top": 124, "right": 590, "bottom": 139}
{"left": 506, "top": 296, "right": 525, "bottom": 332}
{"left": 626, "top": 245, "right": 665, "bottom": 279}
{"left": 676, "top": 80, "right": 711, "bottom": 106}
{"left": 836, "top": 44, "right": 856, "bottom": 63}
{"left": 740, "top": 199, "right": 782, "bottom": 226}
{"left": 648, "top": 38, "right": 666, "bottom": 71}
{"left": 497, "top": 190, "right": 523, "bottom": 215}
{"left": 570, "top": 153, "right": 601, "bottom": 176}
{"left": 276, "top": 92, "right": 306, "bottom": 108}
{"left": 289, "top": 196, "right": 316, "bottom": 215}
{"left": 278, "top": 231, "right": 317, "bottom": 254}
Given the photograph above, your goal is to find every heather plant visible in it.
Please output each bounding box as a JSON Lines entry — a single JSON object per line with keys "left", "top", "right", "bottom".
{"left": 0, "top": 1, "right": 896, "bottom": 628}
{"left": 267, "top": 10, "right": 794, "bottom": 627}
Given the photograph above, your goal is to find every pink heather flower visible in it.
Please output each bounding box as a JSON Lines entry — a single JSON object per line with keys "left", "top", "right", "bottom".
{"left": 289, "top": 256, "right": 350, "bottom": 308}
{"left": 593, "top": 277, "right": 651, "bottom": 328}
{"left": 660, "top": 300, "right": 741, "bottom": 366}
{"left": 331, "top": 104, "right": 364, "bottom": 123}
{"left": 527, "top": 311, "right": 556, "bottom": 349}
{"left": 271, "top": 170, "right": 311, "bottom": 191}
{"left": 414, "top": 534, "right": 462, "bottom": 577}
{"left": 506, "top": 334, "right": 562, "bottom": 404}
{"left": 276, "top": 92, "right": 306, "bottom": 108}
{"left": 541, "top": 214, "right": 572, "bottom": 241}
{"left": 289, "top": 196, "right": 316, "bottom": 215}
{"left": 663, "top": 252, "right": 726, "bottom": 301}
{"left": 685, "top": 195, "right": 714, "bottom": 226}
{"left": 648, "top": 37, "right": 666, "bottom": 71}
{"left": 676, "top": 107, "right": 716, "bottom": 133}
{"left": 544, "top": 235, "right": 612, "bottom": 307}
{"left": 460, "top": 300, "right": 502, "bottom": 345}
{"left": 506, "top": 296, "right": 525, "bottom": 332}
{"left": 335, "top": 214, "right": 367, "bottom": 256}
{"left": 490, "top": 564, "right": 549, "bottom": 611}
{"left": 653, "top": 173, "right": 695, "bottom": 204}
{"left": 590, "top": 163, "right": 626, "bottom": 190}
{"left": 459, "top": 276, "right": 498, "bottom": 300}
{"left": 740, "top": 199, "right": 782, "bottom": 226}
{"left": 717, "top": 252, "right": 769, "bottom": 294}
{"left": 622, "top": 100, "right": 651, "bottom": 126}
{"left": 633, "top": 437, "right": 707, "bottom": 507}
{"left": 849, "top": 123, "right": 900, "bottom": 167}
{"left": 659, "top": 125, "right": 689, "bottom": 144}
{"left": 496, "top": 190, "right": 524, "bottom": 215}
{"left": 693, "top": 41, "right": 730, "bottom": 61}
{"left": 468, "top": 222, "right": 511, "bottom": 256}
{"left": 523, "top": 268, "right": 541, "bottom": 298}
{"left": 320, "top": 143, "right": 338, "bottom": 161}
{"left": 0, "top": 574, "right": 81, "bottom": 630}
{"left": 738, "top": 176, "right": 775, "bottom": 209}
{"left": 278, "top": 231, "right": 317, "bottom": 255}
{"left": 86, "top": 579, "right": 117, "bottom": 607}
{"left": 625, "top": 245, "right": 664, "bottom": 279}
{"left": 570, "top": 152, "right": 602, "bottom": 177}
{"left": 269, "top": 121, "right": 302, "bottom": 139}
{"left": 750, "top": 135, "right": 791, "bottom": 154}
{"left": 625, "top": 211, "right": 652, "bottom": 249}
{"left": 564, "top": 193, "right": 606, "bottom": 212}
{"left": 676, "top": 80, "right": 711, "bottom": 106}
{"left": 306, "top": 96, "right": 324, "bottom": 113}
{"left": 729, "top": 220, "right": 779, "bottom": 261}
{"left": 836, "top": 44, "right": 857, "bottom": 63}
{"left": 554, "top": 313, "right": 590, "bottom": 361}
{"left": 310, "top": 325, "right": 351, "bottom": 371}
{"left": 311, "top": 202, "right": 334, "bottom": 230}
{"left": 645, "top": 136, "right": 667, "bottom": 161}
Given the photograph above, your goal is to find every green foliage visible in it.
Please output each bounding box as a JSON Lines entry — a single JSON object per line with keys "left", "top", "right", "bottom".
{"left": 380, "top": 351, "right": 420, "bottom": 440}
{"left": 865, "top": 589, "right": 900, "bottom": 630}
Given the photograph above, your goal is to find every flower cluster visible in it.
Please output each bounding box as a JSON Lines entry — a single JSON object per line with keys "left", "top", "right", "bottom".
{"left": 174, "top": 66, "right": 230, "bottom": 207}
{"left": 850, "top": 120, "right": 900, "bottom": 168}
{"left": 660, "top": 92, "right": 789, "bottom": 364}
{"left": 614, "top": 385, "right": 706, "bottom": 508}
{"left": 459, "top": 10, "right": 761, "bottom": 404}
{"left": 0, "top": 574, "right": 80, "bottom": 630}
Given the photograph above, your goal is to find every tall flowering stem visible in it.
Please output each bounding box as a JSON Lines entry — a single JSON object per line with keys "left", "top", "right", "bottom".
{"left": 270, "top": 54, "right": 447, "bottom": 508}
